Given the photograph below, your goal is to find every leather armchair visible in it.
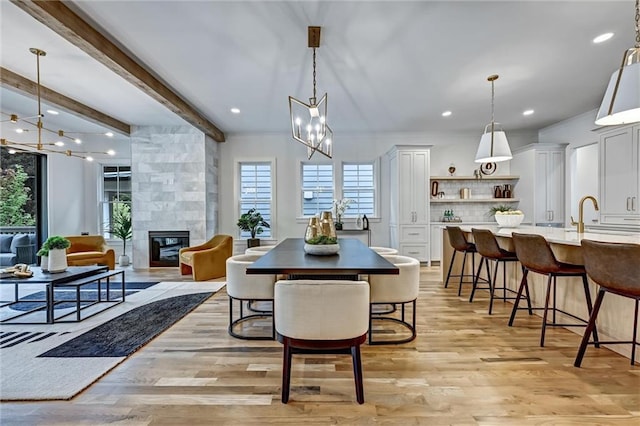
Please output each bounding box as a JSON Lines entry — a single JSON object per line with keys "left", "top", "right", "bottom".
{"left": 179, "top": 234, "right": 233, "bottom": 281}
{"left": 65, "top": 235, "right": 116, "bottom": 270}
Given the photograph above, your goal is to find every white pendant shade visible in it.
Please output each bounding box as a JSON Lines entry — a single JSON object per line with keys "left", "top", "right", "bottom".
{"left": 475, "top": 130, "right": 512, "bottom": 163}
{"left": 595, "top": 60, "right": 640, "bottom": 126}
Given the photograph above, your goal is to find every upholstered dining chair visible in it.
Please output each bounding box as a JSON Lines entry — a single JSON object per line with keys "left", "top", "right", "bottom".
{"left": 179, "top": 234, "right": 232, "bottom": 281}
{"left": 245, "top": 245, "right": 275, "bottom": 256}
{"left": 368, "top": 255, "right": 420, "bottom": 345}
{"left": 275, "top": 279, "right": 370, "bottom": 404}
{"left": 226, "top": 254, "right": 276, "bottom": 340}
{"left": 575, "top": 239, "right": 640, "bottom": 367}
{"left": 369, "top": 246, "right": 399, "bottom": 255}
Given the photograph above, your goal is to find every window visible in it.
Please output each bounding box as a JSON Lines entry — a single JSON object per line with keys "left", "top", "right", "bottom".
{"left": 100, "top": 166, "right": 131, "bottom": 238}
{"left": 342, "top": 162, "right": 375, "bottom": 217}
{"left": 239, "top": 162, "right": 272, "bottom": 238}
{"left": 301, "top": 163, "right": 334, "bottom": 216}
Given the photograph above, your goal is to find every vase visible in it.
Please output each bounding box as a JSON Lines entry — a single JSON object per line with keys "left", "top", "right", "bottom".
{"left": 319, "top": 211, "right": 337, "bottom": 238}
{"left": 40, "top": 255, "right": 49, "bottom": 272}
{"left": 305, "top": 217, "right": 321, "bottom": 242}
{"left": 48, "top": 248, "right": 68, "bottom": 273}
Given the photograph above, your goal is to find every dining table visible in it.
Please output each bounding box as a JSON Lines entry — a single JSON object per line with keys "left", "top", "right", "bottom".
{"left": 245, "top": 238, "right": 399, "bottom": 280}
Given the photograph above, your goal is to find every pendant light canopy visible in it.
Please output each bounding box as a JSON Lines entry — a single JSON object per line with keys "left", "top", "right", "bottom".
{"left": 475, "top": 74, "right": 512, "bottom": 163}
{"left": 288, "top": 26, "right": 333, "bottom": 159}
{"left": 595, "top": 0, "right": 640, "bottom": 126}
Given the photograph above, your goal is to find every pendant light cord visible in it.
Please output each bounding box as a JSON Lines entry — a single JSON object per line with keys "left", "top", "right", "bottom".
{"left": 636, "top": 0, "right": 639, "bottom": 48}
{"left": 312, "top": 47, "right": 317, "bottom": 102}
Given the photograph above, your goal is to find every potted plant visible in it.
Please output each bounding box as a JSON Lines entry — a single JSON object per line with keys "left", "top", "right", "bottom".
{"left": 237, "top": 208, "right": 270, "bottom": 248}
{"left": 333, "top": 198, "right": 353, "bottom": 230}
{"left": 42, "top": 235, "right": 71, "bottom": 273}
{"left": 36, "top": 245, "right": 49, "bottom": 272}
{"left": 489, "top": 205, "right": 524, "bottom": 227}
{"left": 109, "top": 202, "right": 132, "bottom": 266}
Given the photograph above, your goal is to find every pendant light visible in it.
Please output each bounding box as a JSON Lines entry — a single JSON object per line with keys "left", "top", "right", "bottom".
{"left": 288, "top": 26, "right": 333, "bottom": 159}
{"left": 595, "top": 0, "right": 640, "bottom": 125}
{"left": 475, "top": 74, "right": 512, "bottom": 163}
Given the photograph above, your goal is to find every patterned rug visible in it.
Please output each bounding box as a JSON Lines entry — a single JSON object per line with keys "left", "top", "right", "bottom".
{"left": 0, "top": 281, "right": 225, "bottom": 400}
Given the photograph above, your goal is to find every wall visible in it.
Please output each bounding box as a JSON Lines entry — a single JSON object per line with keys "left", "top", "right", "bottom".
{"left": 130, "top": 126, "right": 218, "bottom": 269}
{"left": 219, "top": 129, "right": 535, "bottom": 250}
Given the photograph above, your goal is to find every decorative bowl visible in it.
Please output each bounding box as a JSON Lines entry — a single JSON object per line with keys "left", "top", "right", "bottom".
{"left": 304, "top": 243, "right": 340, "bottom": 255}
{"left": 494, "top": 213, "right": 524, "bottom": 228}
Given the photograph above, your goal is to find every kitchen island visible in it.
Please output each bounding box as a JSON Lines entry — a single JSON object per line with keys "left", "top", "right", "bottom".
{"left": 442, "top": 225, "right": 639, "bottom": 364}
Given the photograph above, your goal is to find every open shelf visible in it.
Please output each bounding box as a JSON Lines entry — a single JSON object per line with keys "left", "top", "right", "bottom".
{"left": 430, "top": 175, "right": 519, "bottom": 180}
{"left": 430, "top": 198, "right": 519, "bottom": 203}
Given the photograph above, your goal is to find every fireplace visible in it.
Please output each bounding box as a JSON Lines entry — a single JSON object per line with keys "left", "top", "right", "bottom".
{"left": 148, "top": 231, "right": 190, "bottom": 267}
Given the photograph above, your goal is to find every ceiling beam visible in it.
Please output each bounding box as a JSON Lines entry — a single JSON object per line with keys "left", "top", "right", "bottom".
{"left": 1, "top": 66, "right": 131, "bottom": 136}
{"left": 11, "top": 0, "right": 226, "bottom": 142}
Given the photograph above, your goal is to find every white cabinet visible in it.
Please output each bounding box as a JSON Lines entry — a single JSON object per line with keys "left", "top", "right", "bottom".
{"left": 599, "top": 125, "right": 640, "bottom": 225}
{"left": 430, "top": 224, "right": 445, "bottom": 262}
{"left": 388, "top": 146, "right": 430, "bottom": 262}
{"left": 511, "top": 144, "right": 567, "bottom": 226}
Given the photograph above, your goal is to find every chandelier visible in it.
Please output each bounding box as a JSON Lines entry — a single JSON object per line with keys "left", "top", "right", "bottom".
{"left": 289, "top": 26, "right": 333, "bottom": 159}
{"left": 475, "top": 74, "right": 512, "bottom": 163}
{"left": 595, "top": 0, "right": 640, "bottom": 125}
{"left": 0, "top": 48, "right": 116, "bottom": 161}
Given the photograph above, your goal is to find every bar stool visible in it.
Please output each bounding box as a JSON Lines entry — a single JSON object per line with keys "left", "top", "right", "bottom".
{"left": 509, "top": 233, "right": 599, "bottom": 347}
{"left": 444, "top": 226, "right": 488, "bottom": 296}
{"left": 574, "top": 239, "right": 640, "bottom": 367}
{"left": 469, "top": 228, "right": 526, "bottom": 314}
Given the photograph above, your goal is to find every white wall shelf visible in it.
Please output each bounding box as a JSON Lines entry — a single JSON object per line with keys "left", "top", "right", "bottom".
{"left": 430, "top": 175, "right": 519, "bottom": 180}
{"left": 431, "top": 198, "right": 519, "bottom": 203}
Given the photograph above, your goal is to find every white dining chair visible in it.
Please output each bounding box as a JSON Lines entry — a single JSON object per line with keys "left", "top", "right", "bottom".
{"left": 275, "top": 279, "right": 370, "bottom": 404}
{"left": 368, "top": 255, "right": 420, "bottom": 345}
{"left": 370, "top": 246, "right": 399, "bottom": 255}
{"left": 226, "top": 254, "right": 276, "bottom": 340}
{"left": 244, "top": 245, "right": 275, "bottom": 256}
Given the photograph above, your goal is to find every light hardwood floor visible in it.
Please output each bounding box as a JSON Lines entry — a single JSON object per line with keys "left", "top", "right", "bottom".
{"left": 1, "top": 266, "right": 639, "bottom": 425}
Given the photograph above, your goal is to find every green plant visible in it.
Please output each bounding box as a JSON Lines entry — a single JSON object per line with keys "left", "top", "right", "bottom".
{"left": 305, "top": 235, "right": 338, "bottom": 245}
{"left": 43, "top": 236, "right": 71, "bottom": 250}
{"left": 488, "top": 205, "right": 514, "bottom": 215}
{"left": 237, "top": 208, "right": 270, "bottom": 239}
{"left": 109, "top": 202, "right": 132, "bottom": 254}
{"left": 36, "top": 246, "right": 48, "bottom": 257}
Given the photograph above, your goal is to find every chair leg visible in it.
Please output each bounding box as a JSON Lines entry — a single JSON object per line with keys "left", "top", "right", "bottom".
{"left": 281, "top": 340, "right": 292, "bottom": 403}
{"left": 508, "top": 269, "right": 528, "bottom": 326}
{"left": 469, "top": 257, "right": 484, "bottom": 302}
{"left": 581, "top": 274, "right": 600, "bottom": 348}
{"left": 444, "top": 250, "right": 457, "bottom": 288}
{"left": 540, "top": 274, "right": 554, "bottom": 347}
{"left": 368, "top": 304, "right": 373, "bottom": 345}
{"left": 351, "top": 344, "right": 365, "bottom": 404}
{"left": 458, "top": 251, "right": 468, "bottom": 296}
{"left": 574, "top": 289, "right": 606, "bottom": 367}
{"left": 523, "top": 269, "right": 533, "bottom": 315}
{"left": 632, "top": 299, "right": 639, "bottom": 365}
{"left": 488, "top": 260, "right": 499, "bottom": 315}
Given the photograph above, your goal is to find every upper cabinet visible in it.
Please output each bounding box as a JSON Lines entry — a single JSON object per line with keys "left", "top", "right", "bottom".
{"left": 511, "top": 143, "right": 567, "bottom": 226}
{"left": 387, "top": 146, "right": 430, "bottom": 262}
{"left": 599, "top": 124, "right": 640, "bottom": 225}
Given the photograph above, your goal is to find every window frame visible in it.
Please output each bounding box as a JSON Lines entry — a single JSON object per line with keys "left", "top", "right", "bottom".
{"left": 340, "top": 160, "right": 378, "bottom": 218}
{"left": 234, "top": 158, "right": 276, "bottom": 240}
{"left": 99, "top": 164, "right": 132, "bottom": 240}
{"left": 299, "top": 161, "right": 335, "bottom": 219}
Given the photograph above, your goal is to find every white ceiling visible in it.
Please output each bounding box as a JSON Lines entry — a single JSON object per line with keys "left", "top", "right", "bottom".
{"left": 0, "top": 0, "right": 634, "bottom": 155}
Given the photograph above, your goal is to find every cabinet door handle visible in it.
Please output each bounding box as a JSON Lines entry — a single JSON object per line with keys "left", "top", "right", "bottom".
{"left": 550, "top": 210, "right": 554, "bottom": 221}
{"left": 627, "top": 197, "right": 631, "bottom": 211}
{"left": 633, "top": 197, "right": 637, "bottom": 211}
{"left": 408, "top": 232, "right": 420, "bottom": 236}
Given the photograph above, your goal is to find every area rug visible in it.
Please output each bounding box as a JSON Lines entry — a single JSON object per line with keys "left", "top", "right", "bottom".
{"left": 0, "top": 281, "right": 225, "bottom": 401}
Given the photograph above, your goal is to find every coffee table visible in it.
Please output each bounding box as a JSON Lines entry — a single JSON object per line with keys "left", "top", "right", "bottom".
{"left": 0, "top": 265, "right": 125, "bottom": 324}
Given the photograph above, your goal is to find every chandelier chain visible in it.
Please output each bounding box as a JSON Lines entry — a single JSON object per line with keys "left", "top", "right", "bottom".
{"left": 636, "top": 0, "right": 640, "bottom": 49}
{"left": 312, "top": 47, "right": 317, "bottom": 101}
{"left": 490, "top": 78, "right": 495, "bottom": 124}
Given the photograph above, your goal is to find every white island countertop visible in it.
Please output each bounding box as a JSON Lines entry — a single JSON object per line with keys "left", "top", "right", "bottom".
{"left": 457, "top": 225, "right": 640, "bottom": 246}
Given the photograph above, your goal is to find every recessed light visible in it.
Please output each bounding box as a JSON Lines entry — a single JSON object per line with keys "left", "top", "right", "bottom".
{"left": 74, "top": 138, "right": 82, "bottom": 144}
{"left": 86, "top": 156, "right": 94, "bottom": 162}
{"left": 593, "top": 32, "right": 614, "bottom": 44}
{"left": 15, "top": 128, "right": 25, "bottom": 133}
{"left": 441, "top": 111, "right": 452, "bottom": 117}
{"left": 105, "top": 132, "right": 114, "bottom": 137}
{"left": 107, "top": 149, "right": 116, "bottom": 156}
{"left": 54, "top": 141, "right": 64, "bottom": 146}
{"left": 523, "top": 109, "right": 535, "bottom": 116}
{"left": 8, "top": 149, "right": 16, "bottom": 154}
{"left": 46, "top": 109, "right": 59, "bottom": 115}
{"left": 230, "top": 108, "right": 241, "bottom": 114}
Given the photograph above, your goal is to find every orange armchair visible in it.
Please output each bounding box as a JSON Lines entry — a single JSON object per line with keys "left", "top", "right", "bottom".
{"left": 179, "top": 234, "right": 233, "bottom": 281}
{"left": 65, "top": 235, "right": 116, "bottom": 270}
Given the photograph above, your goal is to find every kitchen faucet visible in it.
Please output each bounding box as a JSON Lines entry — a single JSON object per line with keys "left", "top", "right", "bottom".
{"left": 570, "top": 195, "right": 599, "bottom": 233}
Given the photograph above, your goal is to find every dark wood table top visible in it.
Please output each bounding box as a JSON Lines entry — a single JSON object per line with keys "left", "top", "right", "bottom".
{"left": 245, "top": 238, "right": 399, "bottom": 276}
{"left": 0, "top": 265, "right": 109, "bottom": 284}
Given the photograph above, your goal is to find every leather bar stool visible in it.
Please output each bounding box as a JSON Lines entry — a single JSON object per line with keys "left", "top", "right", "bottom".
{"left": 469, "top": 228, "right": 527, "bottom": 314}
{"left": 509, "top": 233, "right": 599, "bottom": 347}
{"left": 574, "top": 239, "right": 640, "bottom": 367}
{"left": 444, "top": 226, "right": 488, "bottom": 296}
